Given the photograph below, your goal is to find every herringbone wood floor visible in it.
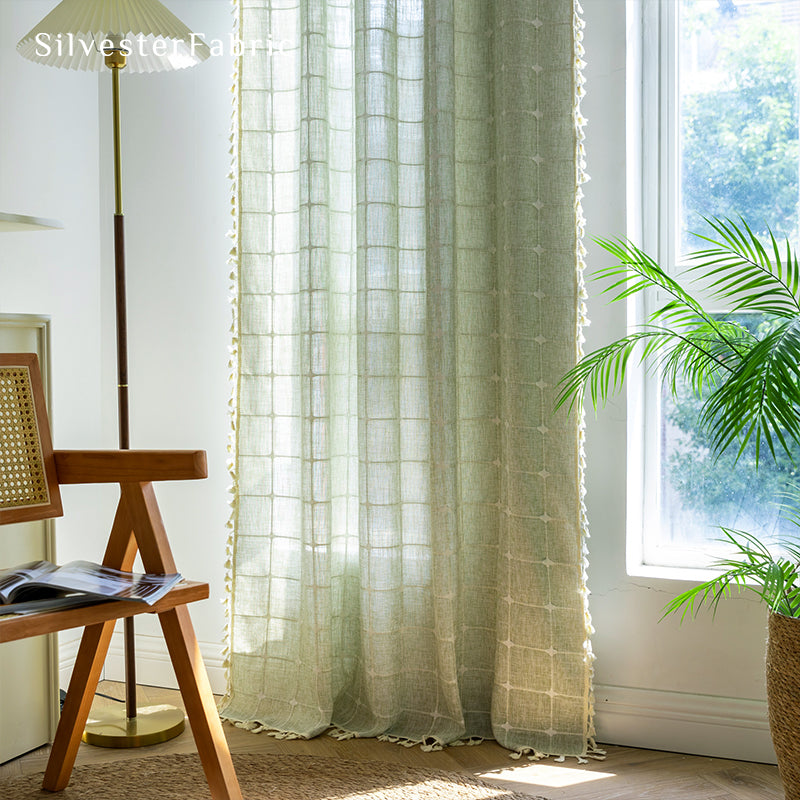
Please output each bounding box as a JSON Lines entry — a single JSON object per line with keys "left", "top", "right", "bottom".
{"left": 0, "top": 681, "right": 784, "bottom": 799}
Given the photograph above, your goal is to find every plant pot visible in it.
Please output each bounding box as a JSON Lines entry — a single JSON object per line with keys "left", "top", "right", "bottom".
{"left": 767, "top": 612, "right": 800, "bottom": 799}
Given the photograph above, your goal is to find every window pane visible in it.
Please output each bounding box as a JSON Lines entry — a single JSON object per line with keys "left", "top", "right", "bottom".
{"left": 654, "top": 317, "right": 795, "bottom": 566}
{"left": 647, "top": 0, "right": 800, "bottom": 567}
{"left": 679, "top": 0, "right": 800, "bottom": 252}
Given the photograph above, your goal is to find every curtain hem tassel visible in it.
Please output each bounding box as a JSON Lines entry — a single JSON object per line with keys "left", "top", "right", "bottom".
{"left": 225, "top": 719, "right": 305, "bottom": 739}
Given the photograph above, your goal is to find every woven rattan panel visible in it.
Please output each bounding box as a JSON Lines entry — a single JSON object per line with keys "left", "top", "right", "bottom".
{"left": 0, "top": 366, "right": 49, "bottom": 510}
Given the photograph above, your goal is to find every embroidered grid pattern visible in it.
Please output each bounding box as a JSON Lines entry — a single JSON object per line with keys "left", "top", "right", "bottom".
{"left": 223, "top": 0, "right": 593, "bottom": 759}
{"left": 0, "top": 366, "right": 49, "bottom": 510}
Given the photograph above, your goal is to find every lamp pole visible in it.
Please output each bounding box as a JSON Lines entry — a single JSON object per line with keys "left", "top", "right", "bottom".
{"left": 108, "top": 48, "right": 130, "bottom": 452}
{"left": 105, "top": 43, "right": 138, "bottom": 723}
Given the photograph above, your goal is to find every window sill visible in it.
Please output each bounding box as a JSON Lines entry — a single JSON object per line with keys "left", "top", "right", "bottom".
{"left": 626, "top": 562, "right": 723, "bottom": 583}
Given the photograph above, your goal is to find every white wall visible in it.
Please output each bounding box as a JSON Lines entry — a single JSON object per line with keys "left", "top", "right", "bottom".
{"left": 0, "top": 0, "right": 119, "bottom": 695}
{"left": 0, "top": 3, "right": 112, "bottom": 559}
{"left": 581, "top": 0, "right": 775, "bottom": 762}
{"left": 96, "top": 0, "right": 236, "bottom": 691}
{"left": 0, "top": 0, "right": 233, "bottom": 693}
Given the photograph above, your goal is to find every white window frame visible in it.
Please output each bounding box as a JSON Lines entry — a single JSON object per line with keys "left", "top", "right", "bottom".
{"left": 626, "top": 0, "right": 732, "bottom": 578}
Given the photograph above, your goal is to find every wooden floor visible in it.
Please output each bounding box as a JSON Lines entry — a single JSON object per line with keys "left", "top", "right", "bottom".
{"left": 0, "top": 681, "right": 784, "bottom": 800}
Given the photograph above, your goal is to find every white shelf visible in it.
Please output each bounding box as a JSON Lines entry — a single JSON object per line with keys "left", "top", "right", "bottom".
{"left": 0, "top": 212, "right": 63, "bottom": 232}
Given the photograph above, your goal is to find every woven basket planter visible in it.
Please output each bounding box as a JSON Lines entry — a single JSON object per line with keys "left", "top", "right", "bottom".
{"left": 767, "top": 612, "right": 800, "bottom": 800}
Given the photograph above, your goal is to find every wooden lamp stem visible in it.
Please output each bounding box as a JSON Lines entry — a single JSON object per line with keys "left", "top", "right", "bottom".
{"left": 114, "top": 212, "right": 129, "bottom": 453}
{"left": 110, "top": 55, "right": 138, "bottom": 724}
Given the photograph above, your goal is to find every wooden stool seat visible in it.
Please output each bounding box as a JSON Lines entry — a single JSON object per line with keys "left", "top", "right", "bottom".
{"left": 0, "top": 581, "right": 209, "bottom": 644}
{"left": 0, "top": 354, "right": 241, "bottom": 800}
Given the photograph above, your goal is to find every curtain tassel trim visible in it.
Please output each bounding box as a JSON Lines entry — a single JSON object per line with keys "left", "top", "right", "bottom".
{"left": 329, "top": 730, "right": 485, "bottom": 751}
{"left": 328, "top": 728, "right": 362, "bottom": 742}
{"left": 220, "top": 0, "right": 242, "bottom": 715}
{"left": 377, "top": 735, "right": 445, "bottom": 752}
{"left": 509, "top": 743, "right": 606, "bottom": 765}
{"left": 229, "top": 720, "right": 305, "bottom": 739}
{"left": 572, "top": 0, "right": 598, "bottom": 763}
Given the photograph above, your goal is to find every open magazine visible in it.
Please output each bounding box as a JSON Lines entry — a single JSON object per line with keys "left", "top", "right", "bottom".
{"left": 0, "top": 560, "right": 182, "bottom": 616}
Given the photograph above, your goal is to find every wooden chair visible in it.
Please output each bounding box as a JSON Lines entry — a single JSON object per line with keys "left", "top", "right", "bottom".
{"left": 0, "top": 354, "right": 241, "bottom": 800}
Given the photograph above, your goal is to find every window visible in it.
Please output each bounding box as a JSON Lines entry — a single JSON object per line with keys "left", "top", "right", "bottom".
{"left": 633, "top": 0, "right": 800, "bottom": 570}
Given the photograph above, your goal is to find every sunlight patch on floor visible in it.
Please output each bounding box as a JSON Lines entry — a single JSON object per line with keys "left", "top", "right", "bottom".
{"left": 479, "top": 763, "right": 617, "bottom": 789}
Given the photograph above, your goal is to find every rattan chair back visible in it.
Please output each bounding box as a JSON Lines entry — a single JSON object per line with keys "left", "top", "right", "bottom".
{"left": 0, "top": 353, "right": 62, "bottom": 525}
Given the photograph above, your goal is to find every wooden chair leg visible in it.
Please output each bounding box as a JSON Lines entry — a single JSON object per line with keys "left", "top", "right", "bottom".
{"left": 159, "top": 605, "right": 242, "bottom": 800}
{"left": 43, "top": 497, "right": 136, "bottom": 792}
{"left": 124, "top": 480, "right": 241, "bottom": 797}
{"left": 42, "top": 620, "right": 116, "bottom": 791}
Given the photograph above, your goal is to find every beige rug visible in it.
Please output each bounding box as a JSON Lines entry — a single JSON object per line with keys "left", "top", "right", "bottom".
{"left": 0, "top": 753, "right": 547, "bottom": 799}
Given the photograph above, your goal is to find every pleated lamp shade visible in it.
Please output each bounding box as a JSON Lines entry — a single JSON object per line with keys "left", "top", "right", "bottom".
{"left": 17, "top": 0, "right": 210, "bottom": 73}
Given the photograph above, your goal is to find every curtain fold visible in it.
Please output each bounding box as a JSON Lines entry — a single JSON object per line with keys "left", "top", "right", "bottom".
{"left": 223, "top": 0, "right": 594, "bottom": 758}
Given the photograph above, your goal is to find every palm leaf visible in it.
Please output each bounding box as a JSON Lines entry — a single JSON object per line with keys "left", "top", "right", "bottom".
{"left": 689, "top": 217, "right": 800, "bottom": 318}
{"left": 658, "top": 320, "right": 755, "bottom": 396}
{"left": 698, "top": 318, "right": 800, "bottom": 462}
{"left": 555, "top": 330, "right": 673, "bottom": 413}
{"left": 566, "top": 219, "right": 800, "bottom": 622}
{"left": 557, "top": 233, "right": 758, "bottom": 412}
{"left": 554, "top": 325, "right": 741, "bottom": 414}
{"left": 593, "top": 237, "right": 715, "bottom": 328}
{"left": 662, "top": 528, "right": 800, "bottom": 620}
{"left": 561, "top": 220, "right": 800, "bottom": 464}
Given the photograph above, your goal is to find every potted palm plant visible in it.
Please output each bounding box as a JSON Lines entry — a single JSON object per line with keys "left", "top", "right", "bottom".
{"left": 557, "top": 217, "right": 800, "bottom": 798}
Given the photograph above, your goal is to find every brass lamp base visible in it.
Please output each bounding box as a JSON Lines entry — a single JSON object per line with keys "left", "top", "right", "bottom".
{"left": 82, "top": 704, "right": 185, "bottom": 748}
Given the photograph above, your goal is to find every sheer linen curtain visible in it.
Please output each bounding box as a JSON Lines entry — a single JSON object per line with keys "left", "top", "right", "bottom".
{"left": 222, "top": 0, "right": 594, "bottom": 759}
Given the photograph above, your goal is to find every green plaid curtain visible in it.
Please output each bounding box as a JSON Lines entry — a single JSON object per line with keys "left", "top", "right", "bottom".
{"left": 223, "top": 0, "right": 595, "bottom": 758}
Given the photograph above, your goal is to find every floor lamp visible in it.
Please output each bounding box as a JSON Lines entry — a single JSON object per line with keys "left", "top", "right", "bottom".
{"left": 17, "top": 0, "right": 210, "bottom": 748}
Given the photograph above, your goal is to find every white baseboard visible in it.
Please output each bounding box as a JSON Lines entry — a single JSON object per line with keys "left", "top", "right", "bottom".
{"left": 594, "top": 683, "right": 776, "bottom": 764}
{"left": 104, "top": 631, "right": 227, "bottom": 695}
{"left": 57, "top": 630, "right": 226, "bottom": 696}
